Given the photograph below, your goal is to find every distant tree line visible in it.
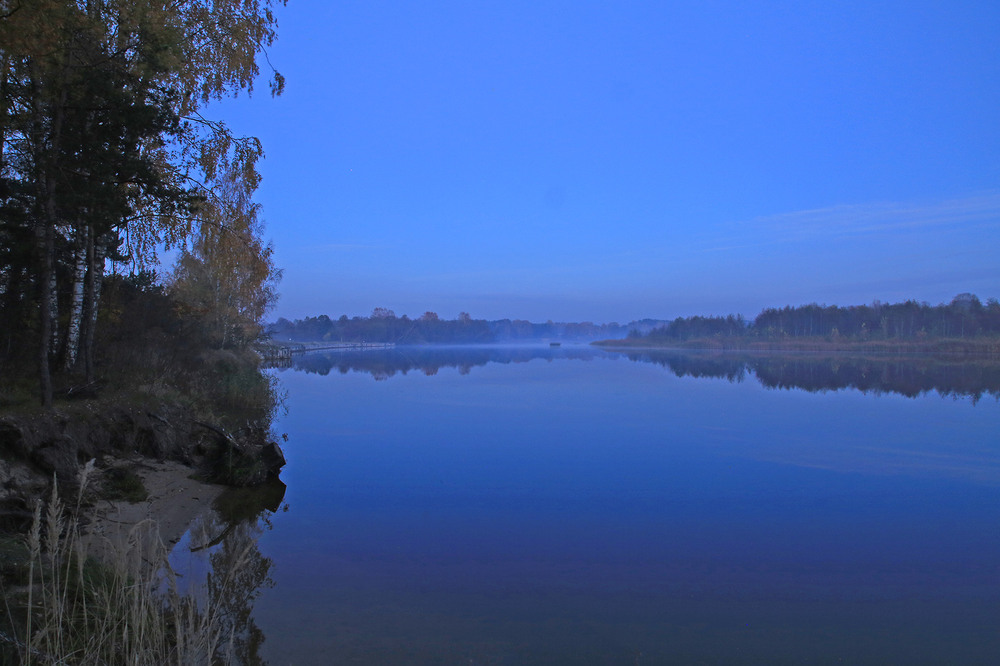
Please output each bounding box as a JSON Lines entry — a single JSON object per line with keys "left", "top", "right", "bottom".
{"left": 268, "top": 309, "right": 627, "bottom": 344}
{"left": 491, "top": 318, "right": 626, "bottom": 342}
{"left": 269, "top": 309, "right": 493, "bottom": 344}
{"left": 637, "top": 294, "right": 1000, "bottom": 342}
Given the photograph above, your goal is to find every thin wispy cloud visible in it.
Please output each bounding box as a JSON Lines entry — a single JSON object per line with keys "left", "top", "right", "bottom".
{"left": 753, "top": 192, "right": 1000, "bottom": 240}
{"left": 698, "top": 192, "right": 1000, "bottom": 253}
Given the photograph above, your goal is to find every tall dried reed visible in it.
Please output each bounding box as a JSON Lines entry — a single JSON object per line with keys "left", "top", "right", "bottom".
{"left": 12, "top": 462, "right": 245, "bottom": 665}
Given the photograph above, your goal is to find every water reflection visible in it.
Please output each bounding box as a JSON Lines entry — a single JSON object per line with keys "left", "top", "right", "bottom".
{"left": 629, "top": 350, "right": 1000, "bottom": 401}
{"left": 259, "top": 348, "right": 1000, "bottom": 663}
{"left": 276, "top": 344, "right": 1000, "bottom": 400}
{"left": 171, "top": 480, "right": 286, "bottom": 665}
{"left": 274, "top": 345, "right": 605, "bottom": 380}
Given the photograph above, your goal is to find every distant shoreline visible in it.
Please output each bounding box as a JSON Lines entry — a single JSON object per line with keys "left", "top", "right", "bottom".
{"left": 593, "top": 336, "right": 1000, "bottom": 356}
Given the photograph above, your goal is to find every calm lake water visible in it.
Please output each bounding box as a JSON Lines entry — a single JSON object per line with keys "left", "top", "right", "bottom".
{"left": 187, "top": 346, "right": 1000, "bottom": 664}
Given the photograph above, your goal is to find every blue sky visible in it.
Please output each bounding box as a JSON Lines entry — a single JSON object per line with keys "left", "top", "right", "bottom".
{"left": 212, "top": 0, "right": 1000, "bottom": 324}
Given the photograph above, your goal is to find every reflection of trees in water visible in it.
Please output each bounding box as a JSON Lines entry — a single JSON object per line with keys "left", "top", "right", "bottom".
{"left": 637, "top": 353, "right": 750, "bottom": 383}
{"left": 628, "top": 351, "right": 1000, "bottom": 401}
{"left": 205, "top": 518, "right": 273, "bottom": 665}
{"left": 281, "top": 346, "right": 606, "bottom": 379}
{"left": 182, "top": 481, "right": 286, "bottom": 665}
{"left": 279, "top": 345, "right": 1000, "bottom": 401}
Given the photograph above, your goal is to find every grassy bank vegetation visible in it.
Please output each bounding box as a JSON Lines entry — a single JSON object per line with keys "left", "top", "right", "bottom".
{"left": 0, "top": 270, "right": 285, "bottom": 663}
{"left": 0, "top": 465, "right": 262, "bottom": 665}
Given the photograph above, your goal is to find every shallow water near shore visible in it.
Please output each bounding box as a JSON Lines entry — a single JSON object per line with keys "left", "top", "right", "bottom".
{"left": 243, "top": 346, "right": 999, "bottom": 663}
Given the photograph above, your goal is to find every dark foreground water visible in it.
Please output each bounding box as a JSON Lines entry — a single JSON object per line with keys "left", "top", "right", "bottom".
{"left": 191, "top": 347, "right": 1000, "bottom": 664}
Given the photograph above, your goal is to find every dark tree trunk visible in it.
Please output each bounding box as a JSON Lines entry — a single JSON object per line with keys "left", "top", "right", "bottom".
{"left": 36, "top": 208, "right": 54, "bottom": 408}
{"left": 32, "top": 60, "right": 68, "bottom": 408}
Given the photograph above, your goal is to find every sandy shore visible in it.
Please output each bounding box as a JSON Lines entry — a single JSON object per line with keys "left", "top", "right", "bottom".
{"left": 84, "top": 459, "right": 225, "bottom": 560}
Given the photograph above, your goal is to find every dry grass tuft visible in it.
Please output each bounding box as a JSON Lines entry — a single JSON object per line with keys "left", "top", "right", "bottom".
{"left": 5, "top": 462, "right": 247, "bottom": 665}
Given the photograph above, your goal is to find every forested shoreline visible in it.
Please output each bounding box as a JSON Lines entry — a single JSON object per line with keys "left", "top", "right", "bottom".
{"left": 268, "top": 309, "right": 628, "bottom": 344}
{"left": 0, "top": 0, "right": 287, "bottom": 493}
{"left": 273, "top": 295, "right": 1000, "bottom": 350}
{"left": 1, "top": 3, "right": 287, "bottom": 661}
{"left": 600, "top": 294, "right": 1000, "bottom": 353}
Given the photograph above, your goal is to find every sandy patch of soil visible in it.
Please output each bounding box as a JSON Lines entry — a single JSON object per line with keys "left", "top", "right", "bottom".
{"left": 84, "top": 459, "right": 224, "bottom": 560}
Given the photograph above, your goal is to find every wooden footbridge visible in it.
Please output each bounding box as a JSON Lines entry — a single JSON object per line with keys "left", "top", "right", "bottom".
{"left": 256, "top": 340, "right": 395, "bottom": 361}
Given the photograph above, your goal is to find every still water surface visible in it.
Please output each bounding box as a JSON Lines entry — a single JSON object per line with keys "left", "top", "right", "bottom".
{"left": 231, "top": 347, "right": 1000, "bottom": 663}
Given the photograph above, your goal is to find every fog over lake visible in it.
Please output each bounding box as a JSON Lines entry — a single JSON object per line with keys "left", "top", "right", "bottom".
{"left": 181, "top": 346, "right": 1000, "bottom": 664}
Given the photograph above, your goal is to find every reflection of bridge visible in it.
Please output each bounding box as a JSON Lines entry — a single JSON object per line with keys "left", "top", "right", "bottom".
{"left": 294, "top": 341, "right": 395, "bottom": 353}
